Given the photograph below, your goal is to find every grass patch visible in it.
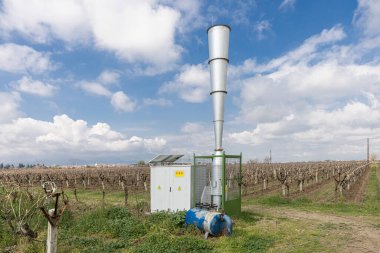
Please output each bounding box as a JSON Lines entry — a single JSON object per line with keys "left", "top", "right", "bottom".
{"left": 56, "top": 206, "right": 213, "bottom": 252}
{"left": 218, "top": 233, "right": 275, "bottom": 253}
{"left": 364, "top": 165, "right": 380, "bottom": 203}
{"left": 130, "top": 233, "right": 213, "bottom": 253}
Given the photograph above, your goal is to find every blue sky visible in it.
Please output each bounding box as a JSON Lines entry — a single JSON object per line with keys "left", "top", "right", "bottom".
{"left": 1, "top": 0, "right": 380, "bottom": 165}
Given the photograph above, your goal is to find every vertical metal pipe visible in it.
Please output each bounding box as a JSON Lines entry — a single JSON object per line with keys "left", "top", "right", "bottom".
{"left": 207, "top": 24, "right": 231, "bottom": 208}
{"left": 367, "top": 138, "right": 369, "bottom": 163}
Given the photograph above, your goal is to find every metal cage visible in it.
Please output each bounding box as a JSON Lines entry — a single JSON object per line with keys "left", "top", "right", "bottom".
{"left": 193, "top": 152, "right": 242, "bottom": 216}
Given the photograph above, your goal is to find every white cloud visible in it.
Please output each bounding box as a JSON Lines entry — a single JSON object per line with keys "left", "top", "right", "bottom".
{"left": 143, "top": 98, "right": 172, "bottom": 107}
{"left": 0, "top": 0, "right": 90, "bottom": 43}
{"left": 111, "top": 91, "right": 136, "bottom": 112}
{"left": 181, "top": 122, "right": 204, "bottom": 133}
{"left": 87, "top": 0, "right": 181, "bottom": 65}
{"left": 279, "top": 0, "right": 296, "bottom": 11}
{"left": 0, "top": 43, "right": 53, "bottom": 74}
{"left": 162, "top": 0, "right": 203, "bottom": 32}
{"left": 0, "top": 114, "right": 167, "bottom": 163}
{"left": 97, "top": 70, "right": 120, "bottom": 85}
{"left": 254, "top": 20, "right": 272, "bottom": 40}
{"left": 11, "top": 76, "right": 57, "bottom": 97}
{"left": 226, "top": 22, "right": 380, "bottom": 161}
{"left": 159, "top": 64, "right": 209, "bottom": 103}
{"left": 257, "top": 25, "right": 346, "bottom": 72}
{"left": 354, "top": 0, "right": 380, "bottom": 37}
{"left": 0, "top": 0, "right": 202, "bottom": 68}
{"left": 0, "top": 92, "right": 21, "bottom": 123}
{"left": 207, "top": 0, "right": 256, "bottom": 26}
{"left": 79, "top": 72, "right": 139, "bottom": 112}
{"left": 79, "top": 81, "right": 112, "bottom": 97}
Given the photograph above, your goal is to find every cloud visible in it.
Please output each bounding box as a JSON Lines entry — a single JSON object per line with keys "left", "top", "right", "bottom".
{"left": 0, "top": 43, "right": 53, "bottom": 74}
{"left": 207, "top": 0, "right": 256, "bottom": 26}
{"left": 143, "top": 98, "right": 172, "bottom": 107}
{"left": 111, "top": 91, "right": 136, "bottom": 112}
{"left": 79, "top": 81, "right": 112, "bottom": 97}
{"left": 226, "top": 22, "right": 380, "bottom": 161}
{"left": 78, "top": 71, "right": 139, "bottom": 112}
{"left": 11, "top": 76, "right": 57, "bottom": 97}
{"left": 181, "top": 122, "right": 204, "bottom": 133}
{"left": 255, "top": 25, "right": 346, "bottom": 72}
{"left": 159, "top": 64, "right": 209, "bottom": 103}
{"left": 0, "top": 92, "right": 21, "bottom": 123}
{"left": 157, "top": 0, "right": 204, "bottom": 33}
{"left": 0, "top": 0, "right": 202, "bottom": 68}
{"left": 253, "top": 20, "right": 272, "bottom": 40}
{"left": 0, "top": 114, "right": 167, "bottom": 163}
{"left": 87, "top": 0, "right": 181, "bottom": 65}
{"left": 353, "top": 0, "right": 380, "bottom": 37}
{"left": 279, "top": 0, "right": 296, "bottom": 11}
{"left": 97, "top": 70, "right": 120, "bottom": 85}
{"left": 0, "top": 0, "right": 90, "bottom": 43}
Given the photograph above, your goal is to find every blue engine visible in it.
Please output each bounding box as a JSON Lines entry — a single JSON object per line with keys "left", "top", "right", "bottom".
{"left": 185, "top": 208, "right": 233, "bottom": 238}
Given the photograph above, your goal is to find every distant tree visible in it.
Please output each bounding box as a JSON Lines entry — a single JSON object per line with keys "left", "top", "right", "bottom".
{"left": 370, "top": 153, "right": 377, "bottom": 162}
{"left": 18, "top": 163, "right": 25, "bottom": 168}
{"left": 137, "top": 160, "right": 146, "bottom": 165}
{"left": 0, "top": 163, "right": 3, "bottom": 169}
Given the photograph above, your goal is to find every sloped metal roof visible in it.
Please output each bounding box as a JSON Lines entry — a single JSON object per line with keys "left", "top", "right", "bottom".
{"left": 148, "top": 154, "right": 184, "bottom": 165}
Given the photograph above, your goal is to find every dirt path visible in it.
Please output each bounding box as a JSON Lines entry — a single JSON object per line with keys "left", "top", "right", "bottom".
{"left": 244, "top": 206, "right": 380, "bottom": 253}
{"left": 348, "top": 165, "right": 372, "bottom": 202}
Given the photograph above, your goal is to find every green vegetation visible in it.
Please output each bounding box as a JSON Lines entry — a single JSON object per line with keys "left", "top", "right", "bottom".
{"left": 244, "top": 164, "right": 380, "bottom": 217}
{"left": 363, "top": 164, "right": 380, "bottom": 203}
{"left": 1, "top": 164, "right": 379, "bottom": 252}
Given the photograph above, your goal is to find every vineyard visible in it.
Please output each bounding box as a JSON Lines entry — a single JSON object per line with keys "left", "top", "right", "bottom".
{"left": 0, "top": 161, "right": 369, "bottom": 199}
{"left": 0, "top": 160, "right": 379, "bottom": 252}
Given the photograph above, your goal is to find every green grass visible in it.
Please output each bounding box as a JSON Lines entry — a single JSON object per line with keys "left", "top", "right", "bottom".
{"left": 363, "top": 164, "right": 380, "bottom": 203}
{"left": 58, "top": 207, "right": 214, "bottom": 253}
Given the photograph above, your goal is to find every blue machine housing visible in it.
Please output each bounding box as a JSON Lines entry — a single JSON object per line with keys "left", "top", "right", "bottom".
{"left": 185, "top": 208, "right": 232, "bottom": 237}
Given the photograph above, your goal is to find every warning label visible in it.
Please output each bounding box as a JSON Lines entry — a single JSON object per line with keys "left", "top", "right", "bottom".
{"left": 175, "top": 170, "right": 184, "bottom": 177}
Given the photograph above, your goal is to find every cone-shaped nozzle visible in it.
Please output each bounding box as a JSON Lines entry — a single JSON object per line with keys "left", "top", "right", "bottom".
{"left": 208, "top": 25, "right": 230, "bottom": 151}
{"left": 208, "top": 25, "right": 231, "bottom": 63}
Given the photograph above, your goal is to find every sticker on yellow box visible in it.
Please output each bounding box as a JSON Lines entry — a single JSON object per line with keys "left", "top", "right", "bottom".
{"left": 175, "top": 170, "right": 184, "bottom": 177}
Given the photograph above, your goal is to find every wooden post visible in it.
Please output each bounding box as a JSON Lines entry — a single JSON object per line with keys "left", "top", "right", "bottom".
{"left": 40, "top": 191, "right": 67, "bottom": 253}
{"left": 281, "top": 184, "right": 286, "bottom": 196}
{"left": 47, "top": 209, "right": 58, "bottom": 253}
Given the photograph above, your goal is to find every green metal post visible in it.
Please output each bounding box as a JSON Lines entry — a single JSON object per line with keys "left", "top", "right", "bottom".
{"left": 239, "top": 152, "right": 242, "bottom": 200}
{"left": 193, "top": 153, "right": 196, "bottom": 208}
{"left": 221, "top": 151, "right": 226, "bottom": 210}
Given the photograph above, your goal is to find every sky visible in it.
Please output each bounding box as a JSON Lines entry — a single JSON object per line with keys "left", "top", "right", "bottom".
{"left": 1, "top": 0, "right": 380, "bottom": 165}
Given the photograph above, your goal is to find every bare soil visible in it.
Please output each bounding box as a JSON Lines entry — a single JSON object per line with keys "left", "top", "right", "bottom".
{"left": 245, "top": 206, "right": 380, "bottom": 253}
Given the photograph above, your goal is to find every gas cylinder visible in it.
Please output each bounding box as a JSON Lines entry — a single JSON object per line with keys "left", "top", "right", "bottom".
{"left": 185, "top": 208, "right": 232, "bottom": 238}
